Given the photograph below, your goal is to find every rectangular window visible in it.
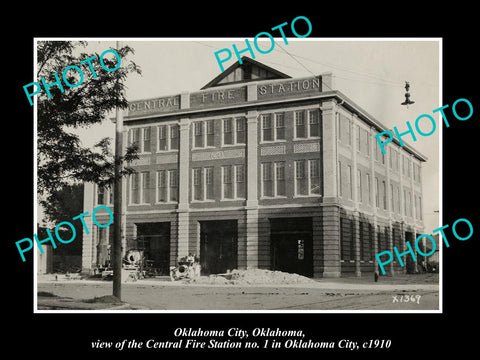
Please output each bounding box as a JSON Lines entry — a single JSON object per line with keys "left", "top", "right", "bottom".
{"left": 338, "top": 160, "right": 343, "bottom": 197}
{"left": 415, "top": 194, "right": 419, "bottom": 219}
{"left": 375, "top": 177, "right": 379, "bottom": 208}
{"left": 403, "top": 189, "right": 407, "bottom": 216}
{"left": 357, "top": 169, "right": 362, "bottom": 202}
{"left": 419, "top": 196, "right": 423, "bottom": 220}
{"left": 205, "top": 167, "right": 214, "bottom": 200}
{"left": 141, "top": 172, "right": 149, "bottom": 204}
{"left": 235, "top": 164, "right": 245, "bottom": 199}
{"left": 382, "top": 180, "right": 386, "bottom": 210}
{"left": 366, "top": 173, "right": 371, "bottom": 205}
{"left": 169, "top": 169, "right": 178, "bottom": 202}
{"left": 143, "top": 128, "right": 151, "bottom": 153}
{"left": 345, "top": 118, "right": 351, "bottom": 145}
{"left": 170, "top": 125, "right": 179, "bottom": 150}
{"left": 131, "top": 173, "right": 140, "bottom": 204}
{"left": 193, "top": 168, "right": 202, "bottom": 201}
{"left": 223, "top": 119, "right": 233, "bottom": 145}
{"left": 222, "top": 165, "right": 233, "bottom": 199}
{"left": 236, "top": 118, "right": 246, "bottom": 144}
{"left": 376, "top": 140, "right": 381, "bottom": 162}
{"left": 131, "top": 128, "right": 140, "bottom": 148}
{"left": 295, "top": 160, "right": 308, "bottom": 195}
{"left": 356, "top": 125, "right": 361, "bottom": 151}
{"left": 347, "top": 165, "right": 353, "bottom": 200}
{"left": 262, "top": 163, "right": 273, "bottom": 197}
{"left": 295, "top": 111, "right": 306, "bottom": 138}
{"left": 309, "top": 109, "right": 320, "bottom": 137}
{"left": 408, "top": 191, "right": 412, "bottom": 217}
{"left": 390, "top": 184, "right": 394, "bottom": 212}
{"left": 97, "top": 186, "right": 105, "bottom": 205}
{"left": 262, "top": 114, "right": 273, "bottom": 141}
{"left": 157, "top": 170, "right": 167, "bottom": 202}
{"left": 205, "top": 120, "right": 215, "bottom": 147}
{"left": 194, "top": 122, "right": 203, "bottom": 148}
{"left": 158, "top": 125, "right": 167, "bottom": 151}
{"left": 275, "top": 113, "right": 285, "bottom": 140}
{"left": 108, "top": 186, "right": 114, "bottom": 205}
{"left": 309, "top": 159, "right": 321, "bottom": 195}
{"left": 366, "top": 129, "right": 370, "bottom": 156}
{"left": 275, "top": 162, "right": 286, "bottom": 196}
{"left": 396, "top": 187, "right": 401, "bottom": 213}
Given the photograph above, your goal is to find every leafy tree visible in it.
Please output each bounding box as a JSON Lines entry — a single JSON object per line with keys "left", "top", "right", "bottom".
{"left": 39, "top": 183, "right": 84, "bottom": 256}
{"left": 36, "top": 41, "right": 140, "bottom": 197}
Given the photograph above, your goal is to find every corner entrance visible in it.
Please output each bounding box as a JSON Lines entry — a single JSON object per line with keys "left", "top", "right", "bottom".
{"left": 136, "top": 222, "right": 170, "bottom": 275}
{"left": 270, "top": 217, "right": 313, "bottom": 277}
{"left": 200, "top": 220, "right": 238, "bottom": 275}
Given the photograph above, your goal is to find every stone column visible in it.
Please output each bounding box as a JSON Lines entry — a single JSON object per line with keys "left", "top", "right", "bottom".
{"left": 321, "top": 100, "right": 337, "bottom": 202}
{"left": 369, "top": 126, "right": 378, "bottom": 272}
{"left": 386, "top": 146, "right": 394, "bottom": 276}
{"left": 321, "top": 100, "right": 340, "bottom": 277}
{"left": 322, "top": 205, "right": 341, "bottom": 277}
{"left": 177, "top": 117, "right": 190, "bottom": 260}
{"left": 351, "top": 114, "right": 361, "bottom": 277}
{"left": 246, "top": 110, "right": 259, "bottom": 269}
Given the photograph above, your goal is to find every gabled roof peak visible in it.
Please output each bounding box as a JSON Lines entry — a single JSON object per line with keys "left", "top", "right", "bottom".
{"left": 201, "top": 56, "right": 290, "bottom": 89}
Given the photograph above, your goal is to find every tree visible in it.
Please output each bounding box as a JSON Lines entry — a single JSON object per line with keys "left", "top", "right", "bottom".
{"left": 36, "top": 41, "right": 140, "bottom": 197}
{"left": 39, "top": 184, "right": 85, "bottom": 272}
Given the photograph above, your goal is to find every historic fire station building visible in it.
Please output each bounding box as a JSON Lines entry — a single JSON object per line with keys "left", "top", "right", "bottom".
{"left": 81, "top": 57, "right": 426, "bottom": 278}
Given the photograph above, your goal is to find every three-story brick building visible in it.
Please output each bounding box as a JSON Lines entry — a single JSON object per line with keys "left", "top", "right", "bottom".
{"left": 81, "top": 57, "right": 426, "bottom": 278}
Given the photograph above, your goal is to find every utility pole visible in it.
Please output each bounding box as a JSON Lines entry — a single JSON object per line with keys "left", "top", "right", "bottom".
{"left": 113, "top": 40, "right": 123, "bottom": 300}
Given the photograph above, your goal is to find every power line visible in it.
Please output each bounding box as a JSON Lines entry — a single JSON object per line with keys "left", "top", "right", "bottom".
{"left": 193, "top": 41, "right": 438, "bottom": 90}
{"left": 276, "top": 43, "right": 316, "bottom": 77}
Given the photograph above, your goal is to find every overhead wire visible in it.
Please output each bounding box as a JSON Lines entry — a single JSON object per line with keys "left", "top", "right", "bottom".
{"left": 193, "top": 40, "right": 438, "bottom": 90}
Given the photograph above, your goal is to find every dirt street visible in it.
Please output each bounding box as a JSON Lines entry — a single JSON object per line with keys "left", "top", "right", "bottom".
{"left": 37, "top": 273, "right": 439, "bottom": 311}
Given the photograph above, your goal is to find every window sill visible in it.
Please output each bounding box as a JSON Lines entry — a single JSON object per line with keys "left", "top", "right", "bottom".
{"left": 192, "top": 146, "right": 217, "bottom": 151}
{"left": 293, "top": 137, "right": 321, "bottom": 141}
{"left": 156, "top": 150, "right": 179, "bottom": 154}
{"left": 260, "top": 196, "right": 288, "bottom": 200}
{"left": 155, "top": 201, "right": 178, "bottom": 205}
{"left": 221, "top": 143, "right": 246, "bottom": 148}
{"left": 220, "top": 198, "right": 246, "bottom": 201}
{"left": 128, "top": 203, "right": 151, "bottom": 206}
{"left": 293, "top": 194, "right": 322, "bottom": 198}
{"left": 191, "top": 199, "right": 216, "bottom": 203}
{"left": 259, "top": 140, "right": 287, "bottom": 145}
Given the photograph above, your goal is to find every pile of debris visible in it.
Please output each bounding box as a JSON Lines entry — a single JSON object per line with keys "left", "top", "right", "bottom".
{"left": 191, "top": 269, "right": 316, "bottom": 285}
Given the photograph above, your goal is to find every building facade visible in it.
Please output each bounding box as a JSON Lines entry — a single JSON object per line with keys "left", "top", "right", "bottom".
{"left": 81, "top": 57, "right": 426, "bottom": 278}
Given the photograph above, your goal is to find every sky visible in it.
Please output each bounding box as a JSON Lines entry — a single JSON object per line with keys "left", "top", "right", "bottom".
{"left": 56, "top": 38, "right": 441, "bottom": 232}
